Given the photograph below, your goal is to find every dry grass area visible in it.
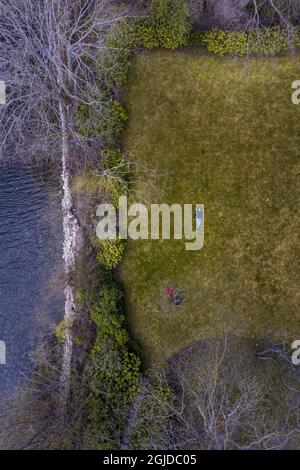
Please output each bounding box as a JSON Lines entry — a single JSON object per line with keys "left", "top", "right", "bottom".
{"left": 120, "top": 50, "right": 300, "bottom": 367}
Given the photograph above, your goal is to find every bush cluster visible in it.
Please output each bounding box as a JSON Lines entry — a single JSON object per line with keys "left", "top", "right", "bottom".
{"left": 101, "top": 147, "right": 123, "bottom": 170}
{"left": 103, "top": 20, "right": 139, "bottom": 87}
{"left": 73, "top": 170, "right": 125, "bottom": 206}
{"left": 98, "top": 8, "right": 299, "bottom": 89}
{"left": 87, "top": 273, "right": 141, "bottom": 444}
{"left": 96, "top": 239, "right": 126, "bottom": 270}
{"left": 189, "top": 27, "right": 300, "bottom": 56}
{"left": 136, "top": 0, "right": 191, "bottom": 50}
{"left": 104, "top": 100, "right": 128, "bottom": 139}
{"left": 76, "top": 98, "right": 127, "bottom": 141}
{"left": 55, "top": 318, "right": 73, "bottom": 343}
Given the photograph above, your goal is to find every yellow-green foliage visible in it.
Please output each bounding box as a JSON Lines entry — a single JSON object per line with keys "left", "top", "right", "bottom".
{"left": 97, "top": 239, "right": 126, "bottom": 270}
{"left": 55, "top": 318, "right": 73, "bottom": 343}
{"left": 106, "top": 101, "right": 127, "bottom": 137}
{"left": 200, "top": 27, "right": 300, "bottom": 56}
{"left": 102, "top": 20, "right": 139, "bottom": 86}
{"left": 95, "top": 176, "right": 125, "bottom": 206}
{"left": 101, "top": 147, "right": 129, "bottom": 195}
{"left": 136, "top": 0, "right": 191, "bottom": 49}
{"left": 76, "top": 99, "right": 127, "bottom": 140}
{"left": 75, "top": 86, "right": 107, "bottom": 138}
{"left": 75, "top": 288, "right": 85, "bottom": 303}
{"left": 73, "top": 171, "right": 124, "bottom": 206}
{"left": 202, "top": 29, "right": 249, "bottom": 56}
{"left": 101, "top": 147, "right": 123, "bottom": 170}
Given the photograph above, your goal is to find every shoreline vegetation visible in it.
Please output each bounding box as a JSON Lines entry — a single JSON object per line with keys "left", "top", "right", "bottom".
{"left": 2, "top": 0, "right": 300, "bottom": 450}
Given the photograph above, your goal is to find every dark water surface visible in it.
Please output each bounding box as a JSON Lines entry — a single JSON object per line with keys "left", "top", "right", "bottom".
{"left": 0, "top": 165, "right": 64, "bottom": 395}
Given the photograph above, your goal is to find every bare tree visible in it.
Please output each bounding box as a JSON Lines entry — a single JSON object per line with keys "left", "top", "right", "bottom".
{"left": 246, "top": 0, "right": 300, "bottom": 29}
{"left": 0, "top": 333, "right": 94, "bottom": 450}
{"left": 168, "top": 333, "right": 300, "bottom": 450}
{"left": 190, "top": 0, "right": 300, "bottom": 30}
{"left": 127, "top": 331, "right": 300, "bottom": 450}
{"left": 0, "top": 0, "right": 136, "bottom": 165}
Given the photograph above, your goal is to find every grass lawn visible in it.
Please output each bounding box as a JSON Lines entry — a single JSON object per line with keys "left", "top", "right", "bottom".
{"left": 120, "top": 50, "right": 300, "bottom": 367}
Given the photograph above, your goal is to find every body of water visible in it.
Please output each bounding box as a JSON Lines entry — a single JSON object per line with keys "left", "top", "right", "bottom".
{"left": 0, "top": 165, "right": 64, "bottom": 395}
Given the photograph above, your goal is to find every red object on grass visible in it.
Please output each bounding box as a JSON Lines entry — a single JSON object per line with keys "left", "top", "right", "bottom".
{"left": 165, "top": 288, "right": 174, "bottom": 298}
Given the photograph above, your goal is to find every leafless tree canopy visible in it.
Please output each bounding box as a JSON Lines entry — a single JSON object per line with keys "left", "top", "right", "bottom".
{"left": 126, "top": 333, "right": 300, "bottom": 450}
{"left": 168, "top": 334, "right": 300, "bottom": 450}
{"left": 190, "top": 0, "right": 300, "bottom": 30}
{"left": 0, "top": 0, "right": 135, "bottom": 165}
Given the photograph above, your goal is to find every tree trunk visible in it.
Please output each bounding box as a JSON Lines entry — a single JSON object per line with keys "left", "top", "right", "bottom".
{"left": 59, "top": 100, "right": 79, "bottom": 395}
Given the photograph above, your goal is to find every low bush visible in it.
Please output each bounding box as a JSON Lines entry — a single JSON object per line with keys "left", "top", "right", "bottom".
{"left": 90, "top": 279, "right": 124, "bottom": 328}
{"left": 197, "top": 27, "right": 300, "bottom": 57}
{"left": 86, "top": 273, "right": 141, "bottom": 446}
{"left": 75, "top": 288, "right": 85, "bottom": 303}
{"left": 101, "top": 147, "right": 129, "bottom": 195}
{"left": 55, "top": 318, "right": 73, "bottom": 343}
{"left": 75, "top": 86, "right": 108, "bottom": 138}
{"left": 136, "top": 0, "right": 191, "bottom": 49}
{"left": 102, "top": 20, "right": 139, "bottom": 86}
{"left": 96, "top": 239, "right": 126, "bottom": 270}
{"left": 101, "top": 147, "right": 123, "bottom": 170}
{"left": 73, "top": 170, "right": 125, "bottom": 205}
{"left": 187, "top": 29, "right": 205, "bottom": 47}
{"left": 76, "top": 97, "right": 127, "bottom": 141}
{"left": 103, "top": 100, "right": 128, "bottom": 140}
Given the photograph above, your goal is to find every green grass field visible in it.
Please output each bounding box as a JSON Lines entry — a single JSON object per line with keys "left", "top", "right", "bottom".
{"left": 121, "top": 50, "right": 300, "bottom": 367}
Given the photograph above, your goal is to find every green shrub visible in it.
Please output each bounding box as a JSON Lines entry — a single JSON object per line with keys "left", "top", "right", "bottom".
{"left": 104, "top": 100, "right": 128, "bottom": 140}
{"left": 90, "top": 281, "right": 130, "bottom": 351}
{"left": 201, "top": 27, "right": 300, "bottom": 57}
{"left": 55, "top": 318, "right": 73, "bottom": 343}
{"left": 187, "top": 30, "right": 205, "bottom": 47}
{"left": 101, "top": 147, "right": 123, "bottom": 170}
{"left": 98, "top": 176, "right": 126, "bottom": 206}
{"left": 96, "top": 239, "right": 126, "bottom": 270}
{"left": 103, "top": 49, "right": 131, "bottom": 87}
{"left": 88, "top": 335, "right": 140, "bottom": 444}
{"left": 202, "top": 29, "right": 248, "bottom": 56}
{"left": 101, "top": 147, "right": 129, "bottom": 196}
{"left": 111, "top": 350, "right": 141, "bottom": 396}
{"left": 90, "top": 280, "right": 123, "bottom": 327}
{"left": 76, "top": 102, "right": 96, "bottom": 138}
{"left": 86, "top": 275, "right": 141, "bottom": 446}
{"left": 75, "top": 86, "right": 108, "bottom": 138}
{"left": 102, "top": 20, "right": 139, "bottom": 86}
{"left": 75, "top": 288, "right": 85, "bottom": 303}
{"left": 137, "top": 0, "right": 191, "bottom": 49}
{"left": 73, "top": 170, "right": 126, "bottom": 206}
{"left": 76, "top": 97, "right": 127, "bottom": 141}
